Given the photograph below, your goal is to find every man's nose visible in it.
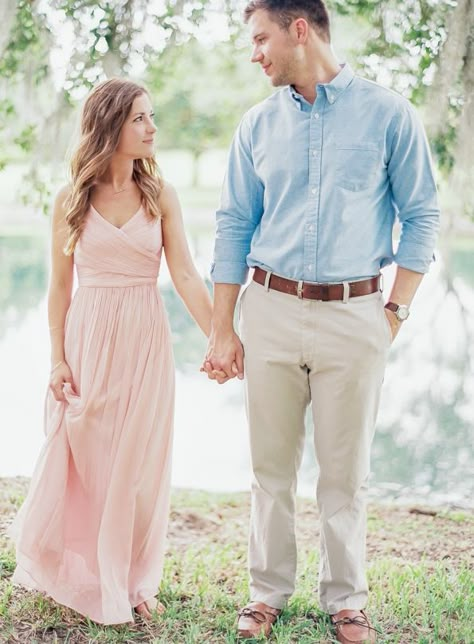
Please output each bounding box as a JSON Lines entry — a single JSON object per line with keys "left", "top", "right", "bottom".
{"left": 251, "top": 46, "right": 263, "bottom": 63}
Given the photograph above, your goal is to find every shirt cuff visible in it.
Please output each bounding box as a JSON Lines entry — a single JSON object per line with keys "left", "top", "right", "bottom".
{"left": 210, "top": 261, "right": 249, "bottom": 285}
{"left": 394, "top": 242, "right": 436, "bottom": 274}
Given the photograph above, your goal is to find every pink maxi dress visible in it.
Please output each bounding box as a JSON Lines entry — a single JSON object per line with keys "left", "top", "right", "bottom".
{"left": 8, "top": 204, "right": 175, "bottom": 624}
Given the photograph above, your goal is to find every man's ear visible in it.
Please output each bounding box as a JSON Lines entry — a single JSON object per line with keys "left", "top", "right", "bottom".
{"left": 292, "top": 17, "right": 309, "bottom": 43}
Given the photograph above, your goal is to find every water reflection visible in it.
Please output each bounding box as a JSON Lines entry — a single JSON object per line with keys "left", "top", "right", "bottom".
{"left": 0, "top": 232, "right": 473, "bottom": 506}
{"left": 161, "top": 283, "right": 210, "bottom": 368}
{"left": 372, "top": 255, "right": 474, "bottom": 506}
{"left": 0, "top": 235, "right": 48, "bottom": 339}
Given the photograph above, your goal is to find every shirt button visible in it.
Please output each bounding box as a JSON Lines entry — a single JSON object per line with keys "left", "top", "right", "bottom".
{"left": 328, "top": 95, "right": 334, "bottom": 103}
{"left": 314, "top": 113, "right": 320, "bottom": 119}
{"left": 312, "top": 150, "right": 317, "bottom": 156}
{"left": 308, "top": 225, "right": 314, "bottom": 232}
{"left": 311, "top": 188, "right": 316, "bottom": 195}
{"left": 307, "top": 264, "right": 313, "bottom": 271}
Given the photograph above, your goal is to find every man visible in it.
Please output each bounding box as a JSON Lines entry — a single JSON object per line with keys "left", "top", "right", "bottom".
{"left": 202, "top": 1, "right": 440, "bottom": 642}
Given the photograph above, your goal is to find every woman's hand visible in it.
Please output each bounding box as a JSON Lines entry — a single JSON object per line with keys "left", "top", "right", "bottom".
{"left": 49, "top": 361, "right": 74, "bottom": 402}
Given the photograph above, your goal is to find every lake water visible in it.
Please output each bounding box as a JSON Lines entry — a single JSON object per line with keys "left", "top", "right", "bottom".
{"left": 1, "top": 224, "right": 473, "bottom": 508}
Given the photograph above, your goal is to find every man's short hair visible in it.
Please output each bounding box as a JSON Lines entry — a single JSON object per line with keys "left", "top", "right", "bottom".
{"left": 244, "top": 0, "right": 331, "bottom": 42}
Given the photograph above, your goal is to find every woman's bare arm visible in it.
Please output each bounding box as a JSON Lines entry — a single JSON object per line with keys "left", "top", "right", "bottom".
{"left": 161, "top": 182, "right": 213, "bottom": 337}
{"left": 48, "top": 186, "right": 74, "bottom": 369}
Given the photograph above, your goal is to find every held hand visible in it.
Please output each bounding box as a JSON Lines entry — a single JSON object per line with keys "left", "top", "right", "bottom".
{"left": 201, "top": 329, "right": 244, "bottom": 385}
{"left": 200, "top": 360, "right": 240, "bottom": 384}
{"left": 384, "top": 309, "right": 402, "bottom": 343}
{"left": 49, "top": 361, "right": 75, "bottom": 402}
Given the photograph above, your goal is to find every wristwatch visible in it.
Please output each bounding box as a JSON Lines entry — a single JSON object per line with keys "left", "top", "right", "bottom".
{"left": 384, "top": 301, "right": 410, "bottom": 322}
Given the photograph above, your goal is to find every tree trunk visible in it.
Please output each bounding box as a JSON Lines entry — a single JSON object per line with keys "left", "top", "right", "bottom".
{"left": 449, "top": 2, "right": 474, "bottom": 216}
{"left": 191, "top": 150, "right": 201, "bottom": 188}
{"left": 425, "top": 0, "right": 471, "bottom": 137}
{"left": 0, "top": 2, "right": 17, "bottom": 58}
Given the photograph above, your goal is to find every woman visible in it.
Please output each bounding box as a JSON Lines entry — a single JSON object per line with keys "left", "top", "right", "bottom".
{"left": 8, "top": 78, "right": 214, "bottom": 625}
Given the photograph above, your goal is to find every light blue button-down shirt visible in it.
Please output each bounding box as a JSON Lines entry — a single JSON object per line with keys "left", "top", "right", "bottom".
{"left": 211, "top": 64, "right": 440, "bottom": 284}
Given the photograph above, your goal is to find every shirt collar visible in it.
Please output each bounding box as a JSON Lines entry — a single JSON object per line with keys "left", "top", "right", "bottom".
{"left": 322, "top": 63, "right": 354, "bottom": 104}
{"left": 288, "top": 63, "right": 355, "bottom": 107}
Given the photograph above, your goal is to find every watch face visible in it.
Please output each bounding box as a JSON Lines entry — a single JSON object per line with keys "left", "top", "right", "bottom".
{"left": 397, "top": 305, "right": 410, "bottom": 321}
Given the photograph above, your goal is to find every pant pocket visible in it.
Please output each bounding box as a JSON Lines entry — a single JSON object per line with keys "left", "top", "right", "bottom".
{"left": 238, "top": 279, "right": 254, "bottom": 324}
{"left": 379, "top": 300, "right": 393, "bottom": 347}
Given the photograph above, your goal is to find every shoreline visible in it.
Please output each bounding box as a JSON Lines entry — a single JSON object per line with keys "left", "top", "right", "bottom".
{"left": 1, "top": 475, "right": 472, "bottom": 512}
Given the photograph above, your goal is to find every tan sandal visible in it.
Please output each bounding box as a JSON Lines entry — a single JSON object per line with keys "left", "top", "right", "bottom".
{"left": 134, "top": 596, "right": 165, "bottom": 620}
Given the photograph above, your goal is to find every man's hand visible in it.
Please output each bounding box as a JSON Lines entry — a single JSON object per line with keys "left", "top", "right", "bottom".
{"left": 201, "top": 328, "right": 244, "bottom": 384}
{"left": 384, "top": 308, "right": 402, "bottom": 342}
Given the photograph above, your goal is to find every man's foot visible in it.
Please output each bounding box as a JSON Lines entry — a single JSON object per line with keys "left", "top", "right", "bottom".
{"left": 134, "top": 596, "right": 165, "bottom": 620}
{"left": 330, "top": 609, "right": 378, "bottom": 643}
{"left": 237, "top": 601, "right": 281, "bottom": 639}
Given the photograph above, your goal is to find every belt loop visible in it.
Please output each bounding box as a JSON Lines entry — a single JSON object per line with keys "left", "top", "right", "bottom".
{"left": 297, "top": 280, "right": 303, "bottom": 299}
{"left": 264, "top": 270, "right": 273, "bottom": 292}
{"left": 342, "top": 281, "right": 350, "bottom": 304}
{"left": 379, "top": 272, "right": 384, "bottom": 292}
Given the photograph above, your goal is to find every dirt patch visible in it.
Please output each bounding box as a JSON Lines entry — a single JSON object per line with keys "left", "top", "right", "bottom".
{"left": 2, "top": 477, "right": 472, "bottom": 567}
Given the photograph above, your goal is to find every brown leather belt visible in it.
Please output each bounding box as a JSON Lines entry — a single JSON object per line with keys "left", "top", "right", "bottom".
{"left": 253, "top": 267, "right": 381, "bottom": 301}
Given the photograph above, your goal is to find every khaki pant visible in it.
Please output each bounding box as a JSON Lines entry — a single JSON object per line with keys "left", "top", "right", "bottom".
{"left": 239, "top": 278, "right": 391, "bottom": 614}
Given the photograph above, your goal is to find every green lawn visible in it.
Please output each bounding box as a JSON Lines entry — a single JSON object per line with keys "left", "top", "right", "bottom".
{"left": 0, "top": 481, "right": 472, "bottom": 643}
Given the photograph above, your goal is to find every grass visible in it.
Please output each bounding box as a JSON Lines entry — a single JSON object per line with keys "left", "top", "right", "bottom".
{"left": 0, "top": 480, "right": 473, "bottom": 643}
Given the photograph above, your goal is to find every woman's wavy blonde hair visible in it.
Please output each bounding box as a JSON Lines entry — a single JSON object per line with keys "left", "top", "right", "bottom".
{"left": 63, "top": 78, "right": 162, "bottom": 254}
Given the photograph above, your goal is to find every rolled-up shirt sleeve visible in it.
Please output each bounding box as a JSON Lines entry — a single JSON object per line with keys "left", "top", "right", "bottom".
{"left": 211, "top": 114, "right": 264, "bottom": 284}
{"left": 388, "top": 103, "right": 440, "bottom": 273}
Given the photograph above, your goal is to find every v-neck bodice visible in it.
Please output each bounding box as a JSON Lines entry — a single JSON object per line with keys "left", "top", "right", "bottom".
{"left": 73, "top": 204, "right": 163, "bottom": 287}
{"left": 90, "top": 203, "right": 143, "bottom": 230}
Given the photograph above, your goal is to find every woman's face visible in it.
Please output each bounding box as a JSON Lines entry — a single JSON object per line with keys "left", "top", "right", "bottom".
{"left": 116, "top": 93, "right": 157, "bottom": 159}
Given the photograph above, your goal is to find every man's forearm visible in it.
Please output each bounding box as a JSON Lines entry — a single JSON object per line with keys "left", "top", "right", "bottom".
{"left": 212, "top": 283, "right": 242, "bottom": 332}
{"left": 388, "top": 266, "right": 424, "bottom": 306}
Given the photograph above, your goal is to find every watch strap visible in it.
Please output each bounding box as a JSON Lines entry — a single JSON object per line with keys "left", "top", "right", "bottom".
{"left": 384, "top": 302, "right": 399, "bottom": 314}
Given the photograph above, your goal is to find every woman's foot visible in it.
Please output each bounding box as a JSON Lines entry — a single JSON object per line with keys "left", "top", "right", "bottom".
{"left": 134, "top": 596, "right": 165, "bottom": 620}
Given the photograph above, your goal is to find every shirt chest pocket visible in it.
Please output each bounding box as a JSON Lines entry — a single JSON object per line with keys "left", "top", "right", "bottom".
{"left": 335, "top": 142, "right": 380, "bottom": 191}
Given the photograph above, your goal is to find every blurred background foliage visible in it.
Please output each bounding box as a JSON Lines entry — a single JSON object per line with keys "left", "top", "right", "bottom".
{"left": 1, "top": 1, "right": 473, "bottom": 504}
{"left": 0, "top": 0, "right": 473, "bottom": 219}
